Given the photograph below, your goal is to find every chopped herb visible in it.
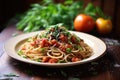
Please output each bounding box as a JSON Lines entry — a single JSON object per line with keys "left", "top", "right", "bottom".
{"left": 63, "top": 31, "right": 70, "bottom": 36}
{"left": 73, "top": 34, "right": 81, "bottom": 42}
{"left": 56, "top": 33, "right": 60, "bottom": 40}
{"left": 66, "top": 48, "right": 71, "bottom": 53}
{"left": 66, "top": 32, "right": 72, "bottom": 44}
{"left": 40, "top": 48, "right": 45, "bottom": 52}
{"left": 22, "top": 55, "right": 27, "bottom": 58}
{"left": 27, "top": 37, "right": 33, "bottom": 42}
{"left": 78, "top": 46, "right": 83, "bottom": 51}
{"left": 4, "top": 73, "right": 19, "bottom": 77}
{"left": 36, "top": 58, "right": 42, "bottom": 62}
{"left": 18, "top": 51, "right": 27, "bottom": 58}
{"left": 58, "top": 60, "right": 66, "bottom": 63}
{"left": 18, "top": 50, "right": 23, "bottom": 56}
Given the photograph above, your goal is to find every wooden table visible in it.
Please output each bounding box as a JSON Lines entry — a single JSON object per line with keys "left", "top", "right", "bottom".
{"left": 0, "top": 24, "right": 120, "bottom": 80}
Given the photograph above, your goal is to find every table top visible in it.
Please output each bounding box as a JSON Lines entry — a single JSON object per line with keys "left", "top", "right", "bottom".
{"left": 0, "top": 24, "right": 120, "bottom": 80}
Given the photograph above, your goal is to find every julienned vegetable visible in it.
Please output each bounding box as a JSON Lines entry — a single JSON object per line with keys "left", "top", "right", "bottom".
{"left": 16, "top": 0, "right": 84, "bottom": 32}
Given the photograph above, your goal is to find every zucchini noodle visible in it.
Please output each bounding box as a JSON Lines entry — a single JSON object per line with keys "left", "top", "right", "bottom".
{"left": 18, "top": 26, "right": 93, "bottom": 63}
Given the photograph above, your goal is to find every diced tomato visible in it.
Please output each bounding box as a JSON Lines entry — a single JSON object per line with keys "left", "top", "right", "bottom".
{"left": 48, "top": 58, "right": 58, "bottom": 63}
{"left": 59, "top": 44, "right": 66, "bottom": 52}
{"left": 59, "top": 34, "right": 68, "bottom": 42}
{"left": 50, "top": 39, "right": 60, "bottom": 47}
{"left": 71, "top": 57, "right": 80, "bottom": 62}
{"left": 44, "top": 43, "right": 49, "bottom": 47}
{"left": 21, "top": 47, "right": 26, "bottom": 50}
{"left": 65, "top": 44, "right": 72, "bottom": 49}
{"left": 39, "top": 40, "right": 44, "bottom": 47}
{"left": 30, "top": 41, "right": 36, "bottom": 46}
{"left": 42, "top": 56, "right": 50, "bottom": 62}
{"left": 39, "top": 38, "right": 50, "bottom": 47}
{"left": 59, "top": 44, "right": 72, "bottom": 52}
{"left": 51, "top": 39, "right": 57, "bottom": 45}
{"left": 71, "top": 36, "right": 77, "bottom": 44}
{"left": 35, "top": 39, "right": 40, "bottom": 45}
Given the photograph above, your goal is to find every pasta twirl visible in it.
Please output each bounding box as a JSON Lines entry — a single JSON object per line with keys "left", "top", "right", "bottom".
{"left": 18, "top": 26, "right": 93, "bottom": 63}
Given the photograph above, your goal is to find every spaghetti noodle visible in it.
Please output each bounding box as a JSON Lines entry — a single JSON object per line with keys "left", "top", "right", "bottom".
{"left": 18, "top": 26, "right": 93, "bottom": 63}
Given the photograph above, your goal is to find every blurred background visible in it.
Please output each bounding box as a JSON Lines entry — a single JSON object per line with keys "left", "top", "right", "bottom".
{"left": 0, "top": 0, "right": 120, "bottom": 34}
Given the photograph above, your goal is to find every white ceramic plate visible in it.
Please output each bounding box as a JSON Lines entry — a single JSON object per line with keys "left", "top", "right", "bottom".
{"left": 4, "top": 31, "right": 106, "bottom": 67}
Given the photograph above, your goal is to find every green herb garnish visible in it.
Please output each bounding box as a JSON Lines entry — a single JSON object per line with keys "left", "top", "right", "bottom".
{"left": 4, "top": 73, "right": 19, "bottom": 77}
{"left": 66, "top": 48, "right": 71, "bottom": 53}
{"left": 18, "top": 50, "right": 23, "bottom": 56}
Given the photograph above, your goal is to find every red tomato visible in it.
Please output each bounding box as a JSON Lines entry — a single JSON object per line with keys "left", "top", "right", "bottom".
{"left": 74, "top": 14, "right": 95, "bottom": 32}
{"left": 59, "top": 34, "right": 68, "bottom": 42}
{"left": 50, "top": 39, "right": 60, "bottom": 47}
{"left": 71, "top": 36, "right": 78, "bottom": 44}
{"left": 39, "top": 38, "right": 50, "bottom": 47}
{"left": 48, "top": 59, "right": 58, "bottom": 63}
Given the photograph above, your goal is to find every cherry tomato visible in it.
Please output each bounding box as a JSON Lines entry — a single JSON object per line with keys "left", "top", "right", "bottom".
{"left": 96, "top": 18, "right": 112, "bottom": 34}
{"left": 39, "top": 38, "right": 50, "bottom": 47}
{"left": 74, "top": 14, "right": 95, "bottom": 32}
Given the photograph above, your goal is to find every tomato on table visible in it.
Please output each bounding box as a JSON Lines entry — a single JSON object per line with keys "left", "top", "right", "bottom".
{"left": 96, "top": 18, "right": 112, "bottom": 34}
{"left": 74, "top": 14, "right": 95, "bottom": 33}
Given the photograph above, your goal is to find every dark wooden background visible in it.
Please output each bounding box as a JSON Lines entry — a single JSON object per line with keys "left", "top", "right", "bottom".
{"left": 0, "top": 0, "right": 120, "bottom": 33}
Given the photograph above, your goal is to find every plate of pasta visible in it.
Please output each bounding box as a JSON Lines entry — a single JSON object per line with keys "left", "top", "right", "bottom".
{"left": 4, "top": 26, "right": 106, "bottom": 67}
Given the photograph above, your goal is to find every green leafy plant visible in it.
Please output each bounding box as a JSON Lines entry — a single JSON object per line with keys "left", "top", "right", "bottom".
{"left": 16, "top": 0, "right": 83, "bottom": 32}
{"left": 84, "top": 3, "right": 111, "bottom": 20}
{"left": 16, "top": 0, "right": 109, "bottom": 32}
